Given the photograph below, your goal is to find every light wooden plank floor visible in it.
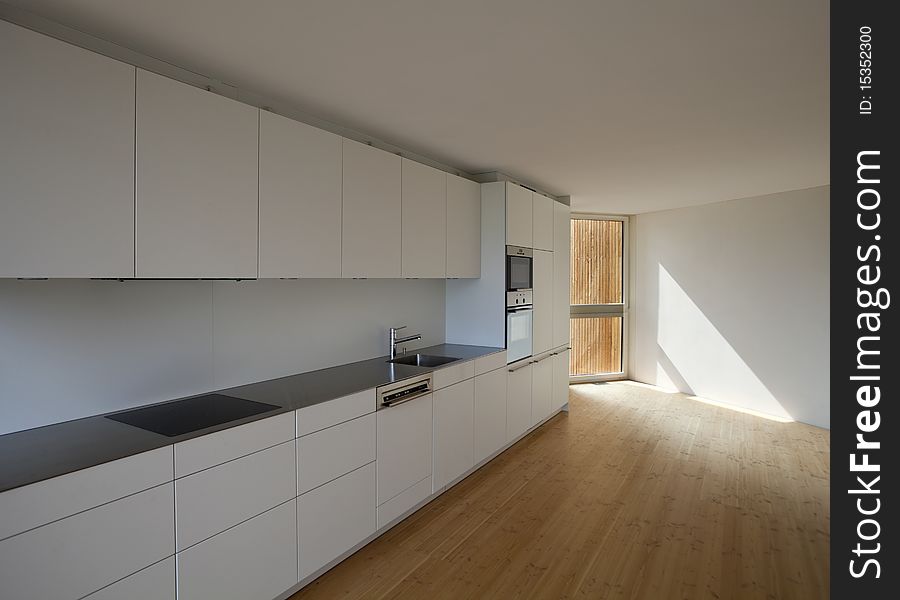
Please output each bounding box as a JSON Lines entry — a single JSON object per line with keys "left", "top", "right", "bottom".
{"left": 290, "top": 382, "right": 830, "bottom": 600}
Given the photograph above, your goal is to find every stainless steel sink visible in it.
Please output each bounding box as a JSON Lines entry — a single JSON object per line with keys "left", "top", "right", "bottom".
{"left": 389, "top": 354, "right": 459, "bottom": 368}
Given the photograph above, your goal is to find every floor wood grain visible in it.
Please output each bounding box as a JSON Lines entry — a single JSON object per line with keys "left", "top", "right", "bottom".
{"left": 290, "top": 382, "right": 830, "bottom": 600}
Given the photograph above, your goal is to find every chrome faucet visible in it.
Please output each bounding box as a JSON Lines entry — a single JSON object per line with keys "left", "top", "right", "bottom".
{"left": 390, "top": 326, "right": 422, "bottom": 359}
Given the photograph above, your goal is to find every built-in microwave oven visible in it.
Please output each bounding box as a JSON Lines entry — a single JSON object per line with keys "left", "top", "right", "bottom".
{"left": 506, "top": 245, "right": 533, "bottom": 291}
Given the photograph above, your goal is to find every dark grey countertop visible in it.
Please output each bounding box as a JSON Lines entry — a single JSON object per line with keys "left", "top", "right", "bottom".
{"left": 0, "top": 344, "right": 503, "bottom": 493}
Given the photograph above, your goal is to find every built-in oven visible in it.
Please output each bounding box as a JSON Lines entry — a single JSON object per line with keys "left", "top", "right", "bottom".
{"left": 506, "top": 245, "right": 533, "bottom": 291}
{"left": 506, "top": 290, "right": 533, "bottom": 363}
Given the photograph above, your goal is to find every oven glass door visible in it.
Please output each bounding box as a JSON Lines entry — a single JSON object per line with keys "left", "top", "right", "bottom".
{"left": 507, "top": 255, "right": 533, "bottom": 291}
{"left": 506, "top": 308, "right": 534, "bottom": 363}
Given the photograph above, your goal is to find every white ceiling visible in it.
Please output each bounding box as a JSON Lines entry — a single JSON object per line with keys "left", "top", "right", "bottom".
{"left": 6, "top": 0, "right": 829, "bottom": 214}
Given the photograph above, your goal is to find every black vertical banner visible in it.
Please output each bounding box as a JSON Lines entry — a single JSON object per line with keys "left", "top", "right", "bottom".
{"left": 831, "top": 1, "right": 898, "bottom": 597}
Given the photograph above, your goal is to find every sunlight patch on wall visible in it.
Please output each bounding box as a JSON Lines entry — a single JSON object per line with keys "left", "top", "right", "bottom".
{"left": 656, "top": 265, "right": 793, "bottom": 421}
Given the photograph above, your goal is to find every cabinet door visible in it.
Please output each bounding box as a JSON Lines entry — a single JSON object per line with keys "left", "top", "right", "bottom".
{"left": 175, "top": 440, "right": 296, "bottom": 550}
{"left": 505, "top": 183, "right": 533, "bottom": 248}
{"left": 0, "top": 483, "right": 174, "bottom": 600}
{"left": 446, "top": 174, "right": 481, "bottom": 278}
{"left": 0, "top": 21, "right": 135, "bottom": 278}
{"left": 342, "top": 139, "right": 401, "bottom": 277}
{"left": 532, "top": 193, "right": 554, "bottom": 251}
{"left": 84, "top": 557, "right": 175, "bottom": 600}
{"left": 506, "top": 363, "right": 533, "bottom": 442}
{"left": 298, "top": 463, "right": 375, "bottom": 580}
{"left": 531, "top": 355, "right": 553, "bottom": 426}
{"left": 552, "top": 349, "right": 570, "bottom": 412}
{"left": 259, "top": 111, "right": 342, "bottom": 277}
{"left": 136, "top": 69, "right": 258, "bottom": 278}
{"left": 376, "top": 394, "right": 433, "bottom": 505}
{"left": 433, "top": 378, "right": 475, "bottom": 491}
{"left": 177, "top": 500, "right": 297, "bottom": 600}
{"left": 298, "top": 413, "right": 375, "bottom": 494}
{"left": 532, "top": 249, "right": 554, "bottom": 354}
{"left": 401, "top": 159, "right": 446, "bottom": 277}
{"left": 552, "top": 202, "right": 572, "bottom": 348}
{"left": 474, "top": 367, "right": 507, "bottom": 463}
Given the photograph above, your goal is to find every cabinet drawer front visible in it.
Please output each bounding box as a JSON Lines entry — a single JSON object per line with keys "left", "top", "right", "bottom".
{"left": 0, "top": 483, "right": 174, "bottom": 600}
{"left": 376, "top": 394, "right": 433, "bottom": 505}
{"left": 177, "top": 500, "right": 298, "bottom": 600}
{"left": 296, "top": 388, "right": 374, "bottom": 436}
{"left": 432, "top": 359, "right": 475, "bottom": 390}
{"left": 84, "top": 557, "right": 175, "bottom": 600}
{"left": 176, "top": 440, "right": 296, "bottom": 550}
{"left": 298, "top": 463, "right": 375, "bottom": 580}
{"left": 376, "top": 475, "right": 431, "bottom": 530}
{"left": 175, "top": 411, "right": 294, "bottom": 477}
{"left": 474, "top": 351, "right": 507, "bottom": 376}
{"left": 298, "top": 413, "right": 375, "bottom": 494}
{"left": 0, "top": 446, "right": 172, "bottom": 540}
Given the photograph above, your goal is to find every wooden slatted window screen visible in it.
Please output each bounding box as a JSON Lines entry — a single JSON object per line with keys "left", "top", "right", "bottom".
{"left": 568, "top": 218, "right": 625, "bottom": 377}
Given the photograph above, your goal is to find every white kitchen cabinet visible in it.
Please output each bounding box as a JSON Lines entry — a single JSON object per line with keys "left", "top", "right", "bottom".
{"left": 506, "top": 362, "right": 533, "bottom": 442}
{"left": 474, "top": 366, "right": 508, "bottom": 464}
{"left": 401, "top": 159, "right": 446, "bottom": 278}
{"left": 258, "top": 110, "right": 342, "bottom": 278}
{"left": 135, "top": 69, "right": 259, "bottom": 278}
{"left": 433, "top": 378, "right": 475, "bottom": 491}
{"left": 342, "top": 139, "right": 401, "bottom": 277}
{"left": 553, "top": 201, "right": 572, "bottom": 348}
{"left": 174, "top": 411, "right": 294, "bottom": 478}
{"left": 552, "top": 348, "right": 571, "bottom": 412}
{"left": 506, "top": 182, "right": 534, "bottom": 248}
{"left": 446, "top": 174, "right": 481, "bottom": 278}
{"left": 532, "top": 193, "right": 555, "bottom": 251}
{"left": 298, "top": 413, "right": 375, "bottom": 494}
{"left": 0, "top": 21, "right": 135, "bottom": 278}
{"left": 531, "top": 353, "right": 554, "bottom": 426}
{"left": 296, "top": 388, "right": 374, "bottom": 436}
{"left": 0, "top": 483, "right": 174, "bottom": 600}
{"left": 432, "top": 359, "right": 475, "bottom": 390}
{"left": 0, "top": 446, "right": 172, "bottom": 541}
{"left": 298, "top": 463, "right": 375, "bottom": 580}
{"left": 533, "top": 249, "right": 554, "bottom": 355}
{"left": 376, "top": 475, "right": 431, "bottom": 530}
{"left": 175, "top": 440, "right": 296, "bottom": 550}
{"left": 376, "top": 393, "right": 433, "bottom": 505}
{"left": 83, "top": 557, "right": 175, "bottom": 600}
{"left": 176, "top": 500, "right": 297, "bottom": 600}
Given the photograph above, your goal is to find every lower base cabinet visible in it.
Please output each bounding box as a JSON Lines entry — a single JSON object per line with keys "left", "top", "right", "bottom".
{"left": 0, "top": 483, "right": 174, "bottom": 600}
{"left": 84, "top": 557, "right": 175, "bottom": 600}
{"left": 474, "top": 367, "right": 507, "bottom": 463}
{"left": 298, "top": 462, "right": 376, "bottom": 580}
{"left": 506, "top": 363, "right": 533, "bottom": 442}
{"left": 552, "top": 349, "right": 570, "bottom": 412}
{"left": 433, "top": 378, "right": 475, "bottom": 491}
{"left": 531, "top": 354, "right": 553, "bottom": 426}
{"left": 176, "top": 500, "right": 298, "bottom": 600}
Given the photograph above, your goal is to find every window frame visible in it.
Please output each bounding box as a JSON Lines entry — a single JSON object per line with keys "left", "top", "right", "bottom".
{"left": 568, "top": 213, "right": 630, "bottom": 382}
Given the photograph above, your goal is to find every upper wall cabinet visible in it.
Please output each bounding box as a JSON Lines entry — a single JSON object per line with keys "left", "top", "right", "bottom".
{"left": 0, "top": 21, "right": 136, "bottom": 278}
{"left": 135, "top": 69, "right": 259, "bottom": 279}
{"left": 259, "top": 111, "right": 342, "bottom": 278}
{"left": 401, "top": 159, "right": 446, "bottom": 278}
{"left": 532, "top": 193, "right": 554, "bottom": 251}
{"left": 446, "top": 175, "right": 481, "bottom": 278}
{"left": 505, "top": 183, "right": 533, "bottom": 248}
{"left": 341, "top": 140, "right": 402, "bottom": 278}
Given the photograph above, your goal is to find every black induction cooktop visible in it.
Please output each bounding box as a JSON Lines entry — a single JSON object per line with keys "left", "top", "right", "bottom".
{"left": 105, "top": 394, "right": 281, "bottom": 437}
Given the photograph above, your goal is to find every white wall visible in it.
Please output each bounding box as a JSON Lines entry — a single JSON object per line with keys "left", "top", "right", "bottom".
{"left": 629, "top": 186, "right": 829, "bottom": 428}
{"left": 0, "top": 279, "right": 445, "bottom": 434}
